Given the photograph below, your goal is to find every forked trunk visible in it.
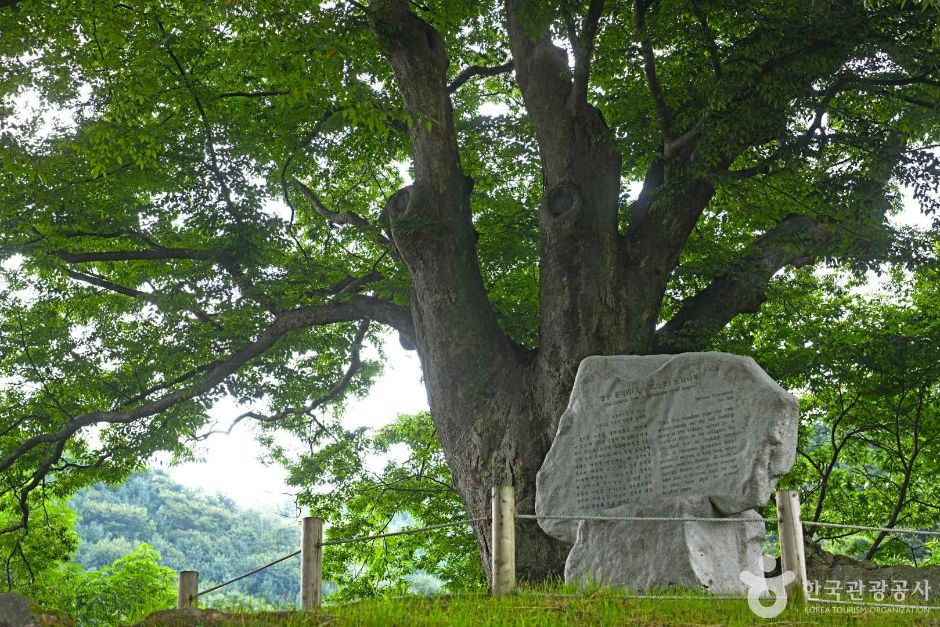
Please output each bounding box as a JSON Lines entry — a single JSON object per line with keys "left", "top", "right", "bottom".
{"left": 371, "top": 0, "right": 678, "bottom": 582}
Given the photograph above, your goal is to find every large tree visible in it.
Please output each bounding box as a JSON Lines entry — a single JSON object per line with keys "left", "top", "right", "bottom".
{"left": 0, "top": 0, "right": 938, "bottom": 581}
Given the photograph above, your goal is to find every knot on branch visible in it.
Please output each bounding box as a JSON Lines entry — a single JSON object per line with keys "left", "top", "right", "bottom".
{"left": 543, "top": 183, "right": 582, "bottom": 220}
{"left": 398, "top": 329, "right": 416, "bottom": 351}
{"left": 523, "top": 43, "right": 572, "bottom": 104}
{"left": 384, "top": 184, "right": 452, "bottom": 253}
{"left": 384, "top": 186, "right": 413, "bottom": 220}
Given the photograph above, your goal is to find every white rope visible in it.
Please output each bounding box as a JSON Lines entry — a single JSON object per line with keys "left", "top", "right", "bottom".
{"left": 803, "top": 520, "right": 940, "bottom": 537}
{"left": 807, "top": 597, "right": 939, "bottom": 611}
{"left": 516, "top": 513, "right": 778, "bottom": 523}
{"left": 527, "top": 591, "right": 775, "bottom": 601}
{"left": 318, "top": 517, "right": 489, "bottom": 546}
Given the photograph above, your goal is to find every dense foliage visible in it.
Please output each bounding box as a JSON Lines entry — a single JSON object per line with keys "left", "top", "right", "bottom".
{"left": 70, "top": 460, "right": 476, "bottom": 607}
{"left": 721, "top": 263, "right": 940, "bottom": 565}
{"left": 71, "top": 468, "right": 302, "bottom": 605}
{"left": 0, "top": 491, "right": 78, "bottom": 593}
{"left": 66, "top": 545, "right": 177, "bottom": 626}
{"left": 275, "top": 411, "right": 485, "bottom": 600}
{"left": 1, "top": 491, "right": 175, "bottom": 626}
{"left": 1, "top": 0, "right": 938, "bottom": 578}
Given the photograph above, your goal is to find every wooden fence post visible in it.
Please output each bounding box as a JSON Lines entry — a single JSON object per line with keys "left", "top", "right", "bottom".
{"left": 776, "top": 490, "right": 808, "bottom": 604}
{"left": 177, "top": 570, "right": 198, "bottom": 609}
{"left": 491, "top": 485, "right": 516, "bottom": 597}
{"left": 301, "top": 516, "right": 324, "bottom": 610}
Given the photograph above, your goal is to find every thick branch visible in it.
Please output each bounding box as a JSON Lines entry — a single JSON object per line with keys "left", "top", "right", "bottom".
{"left": 331, "top": 271, "right": 384, "bottom": 295}
{"left": 122, "top": 362, "right": 218, "bottom": 406}
{"left": 63, "top": 267, "right": 220, "bottom": 328}
{"left": 447, "top": 60, "right": 514, "bottom": 94}
{"left": 504, "top": 0, "right": 573, "bottom": 152}
{"left": 279, "top": 107, "right": 340, "bottom": 260}
{"left": 293, "top": 178, "right": 376, "bottom": 232}
{"left": 369, "top": 0, "right": 462, "bottom": 188}
{"left": 369, "top": 0, "right": 512, "bottom": 355}
{"left": 0, "top": 296, "right": 410, "bottom": 543}
{"left": 626, "top": 158, "right": 664, "bottom": 234}
{"left": 623, "top": 23, "right": 873, "bottom": 309}
{"left": 0, "top": 295, "right": 412, "bottom": 479}
{"left": 854, "top": 81, "right": 939, "bottom": 110}
{"left": 691, "top": 1, "right": 721, "bottom": 78}
{"left": 217, "top": 261, "right": 280, "bottom": 313}
{"left": 504, "top": 0, "right": 630, "bottom": 362}
{"left": 894, "top": 93, "right": 938, "bottom": 109}
{"left": 214, "top": 89, "right": 291, "bottom": 99}
{"left": 571, "top": 0, "right": 605, "bottom": 109}
{"left": 56, "top": 248, "right": 212, "bottom": 263}
{"left": 64, "top": 268, "right": 147, "bottom": 299}
{"left": 654, "top": 213, "right": 836, "bottom": 352}
{"left": 196, "top": 320, "right": 370, "bottom": 439}
{"left": 725, "top": 74, "right": 851, "bottom": 179}
{"left": 856, "top": 69, "right": 940, "bottom": 88}
{"left": 663, "top": 119, "right": 703, "bottom": 159}
{"left": 635, "top": 0, "right": 670, "bottom": 136}
{"left": 369, "top": 1, "right": 525, "bottom": 452}
{"left": 0, "top": 438, "right": 66, "bottom": 536}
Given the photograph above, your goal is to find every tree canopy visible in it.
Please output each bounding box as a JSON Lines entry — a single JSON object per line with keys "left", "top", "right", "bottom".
{"left": 1, "top": 0, "right": 938, "bottom": 578}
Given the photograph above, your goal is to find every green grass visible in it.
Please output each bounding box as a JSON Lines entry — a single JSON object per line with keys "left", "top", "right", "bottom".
{"left": 150, "top": 588, "right": 940, "bottom": 626}
{"left": 330, "top": 591, "right": 937, "bottom": 626}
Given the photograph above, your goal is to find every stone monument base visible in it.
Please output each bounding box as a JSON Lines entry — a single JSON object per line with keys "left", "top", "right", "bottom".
{"left": 563, "top": 496, "right": 766, "bottom": 593}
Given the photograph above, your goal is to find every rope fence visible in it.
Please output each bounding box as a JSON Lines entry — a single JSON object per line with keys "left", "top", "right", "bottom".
{"left": 319, "top": 517, "right": 491, "bottom": 546}
{"left": 175, "top": 516, "right": 487, "bottom": 609}
{"left": 517, "top": 513, "right": 779, "bottom": 523}
{"left": 192, "top": 550, "right": 301, "bottom": 599}
{"left": 802, "top": 520, "right": 940, "bottom": 537}
{"left": 174, "top": 486, "right": 939, "bottom": 615}
{"left": 528, "top": 591, "right": 777, "bottom": 601}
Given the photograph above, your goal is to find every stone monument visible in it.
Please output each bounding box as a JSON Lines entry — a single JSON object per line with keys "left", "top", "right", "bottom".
{"left": 535, "top": 352, "right": 799, "bottom": 592}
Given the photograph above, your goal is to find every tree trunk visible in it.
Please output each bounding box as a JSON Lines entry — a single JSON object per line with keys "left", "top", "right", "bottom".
{"left": 368, "top": 0, "right": 573, "bottom": 579}
{"left": 419, "top": 323, "right": 659, "bottom": 582}
{"left": 427, "top": 355, "right": 569, "bottom": 583}
{"left": 369, "top": 0, "right": 672, "bottom": 581}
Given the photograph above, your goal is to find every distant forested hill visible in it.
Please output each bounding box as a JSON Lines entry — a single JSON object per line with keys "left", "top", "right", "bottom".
{"left": 70, "top": 469, "right": 301, "bottom": 606}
